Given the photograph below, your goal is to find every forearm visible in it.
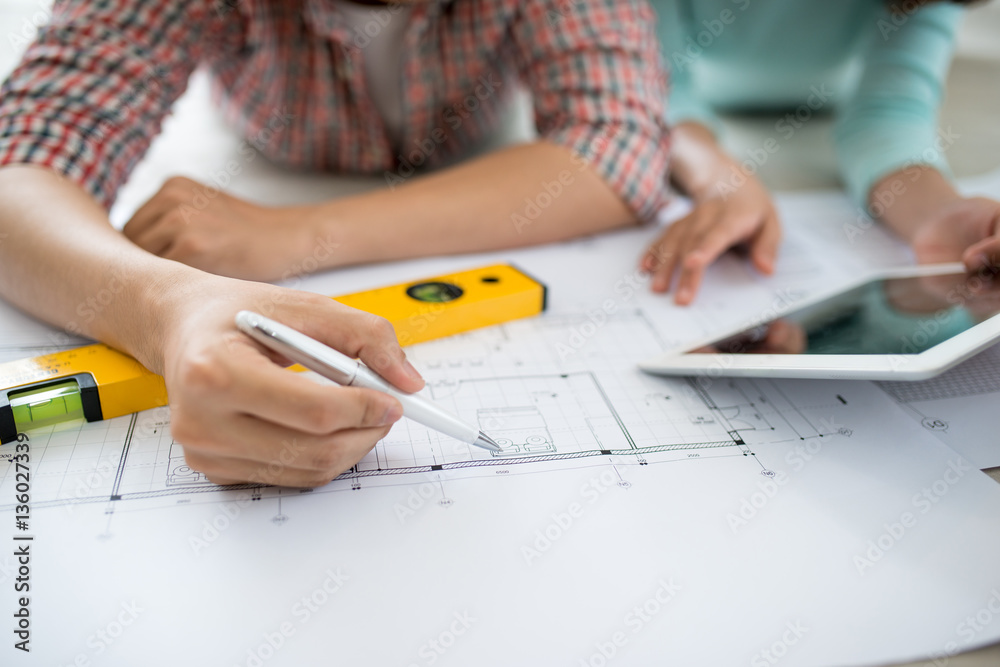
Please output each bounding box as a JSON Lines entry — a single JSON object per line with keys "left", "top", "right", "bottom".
{"left": 0, "top": 170, "right": 429, "bottom": 488}
{"left": 0, "top": 165, "right": 193, "bottom": 372}
{"left": 868, "top": 166, "right": 963, "bottom": 242}
{"left": 668, "top": 122, "right": 732, "bottom": 199}
{"left": 832, "top": 3, "right": 962, "bottom": 207}
{"left": 303, "top": 142, "right": 635, "bottom": 268}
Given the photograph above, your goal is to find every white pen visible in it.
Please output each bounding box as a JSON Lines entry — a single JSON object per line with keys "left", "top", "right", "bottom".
{"left": 235, "top": 311, "right": 502, "bottom": 453}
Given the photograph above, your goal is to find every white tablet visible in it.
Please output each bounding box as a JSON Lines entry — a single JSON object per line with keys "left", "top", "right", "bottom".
{"left": 640, "top": 264, "right": 1000, "bottom": 381}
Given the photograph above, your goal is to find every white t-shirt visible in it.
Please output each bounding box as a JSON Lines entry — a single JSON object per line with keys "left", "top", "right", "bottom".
{"left": 336, "top": 1, "right": 413, "bottom": 149}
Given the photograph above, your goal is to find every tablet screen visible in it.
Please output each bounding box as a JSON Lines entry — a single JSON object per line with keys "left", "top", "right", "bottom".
{"left": 688, "top": 271, "right": 1000, "bottom": 356}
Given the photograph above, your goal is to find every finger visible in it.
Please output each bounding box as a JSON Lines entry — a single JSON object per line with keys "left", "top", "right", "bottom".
{"left": 647, "top": 217, "right": 693, "bottom": 293}
{"left": 750, "top": 212, "right": 782, "bottom": 276}
{"left": 130, "top": 217, "right": 180, "bottom": 257}
{"left": 175, "top": 404, "right": 393, "bottom": 472}
{"left": 674, "top": 221, "right": 751, "bottom": 305}
{"left": 641, "top": 227, "right": 676, "bottom": 274}
{"left": 200, "top": 472, "right": 244, "bottom": 486}
{"left": 672, "top": 257, "right": 708, "bottom": 306}
{"left": 122, "top": 192, "right": 185, "bottom": 241}
{"left": 963, "top": 237, "right": 1000, "bottom": 272}
{"left": 123, "top": 200, "right": 173, "bottom": 241}
{"left": 123, "top": 176, "right": 205, "bottom": 239}
{"left": 216, "top": 340, "right": 404, "bottom": 435}
{"left": 293, "top": 303, "right": 425, "bottom": 393}
{"left": 640, "top": 249, "right": 655, "bottom": 273}
{"left": 181, "top": 425, "right": 390, "bottom": 488}
{"left": 760, "top": 320, "right": 805, "bottom": 354}
{"left": 671, "top": 206, "right": 737, "bottom": 304}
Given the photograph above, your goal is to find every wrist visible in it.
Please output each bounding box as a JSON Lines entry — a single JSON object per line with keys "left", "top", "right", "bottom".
{"left": 301, "top": 197, "right": 384, "bottom": 271}
{"left": 687, "top": 152, "right": 744, "bottom": 201}
{"left": 670, "top": 123, "right": 737, "bottom": 200}
{"left": 868, "top": 167, "right": 963, "bottom": 242}
{"left": 126, "top": 261, "right": 217, "bottom": 375}
{"left": 246, "top": 201, "right": 341, "bottom": 280}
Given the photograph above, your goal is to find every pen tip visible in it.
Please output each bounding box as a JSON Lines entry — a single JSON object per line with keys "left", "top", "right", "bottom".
{"left": 475, "top": 432, "right": 503, "bottom": 452}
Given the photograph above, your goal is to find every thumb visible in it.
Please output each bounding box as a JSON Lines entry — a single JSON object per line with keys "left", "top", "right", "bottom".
{"left": 962, "top": 237, "right": 1000, "bottom": 272}
{"left": 296, "top": 300, "right": 425, "bottom": 393}
{"left": 750, "top": 214, "right": 781, "bottom": 275}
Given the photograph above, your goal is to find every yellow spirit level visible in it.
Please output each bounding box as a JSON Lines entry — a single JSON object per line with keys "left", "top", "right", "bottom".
{"left": 0, "top": 264, "right": 546, "bottom": 443}
{"left": 0, "top": 344, "right": 168, "bottom": 444}
{"left": 334, "top": 264, "right": 546, "bottom": 346}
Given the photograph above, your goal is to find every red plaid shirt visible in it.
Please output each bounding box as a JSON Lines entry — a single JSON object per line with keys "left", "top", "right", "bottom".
{"left": 0, "top": 0, "right": 670, "bottom": 219}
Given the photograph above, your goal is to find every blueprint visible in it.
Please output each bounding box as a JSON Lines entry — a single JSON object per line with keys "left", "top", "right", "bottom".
{"left": 877, "top": 344, "right": 1000, "bottom": 469}
{"left": 2, "top": 311, "right": 854, "bottom": 511}
{"left": 4, "top": 303, "right": 1000, "bottom": 667}
{"left": 1, "top": 74, "right": 1000, "bottom": 664}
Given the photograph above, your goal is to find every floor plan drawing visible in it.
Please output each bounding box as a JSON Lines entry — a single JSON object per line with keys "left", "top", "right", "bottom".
{"left": 876, "top": 343, "right": 1000, "bottom": 468}
{"left": 876, "top": 343, "right": 1000, "bottom": 431}
{"left": 1, "top": 311, "right": 859, "bottom": 515}
{"left": 5, "top": 185, "right": 1000, "bottom": 666}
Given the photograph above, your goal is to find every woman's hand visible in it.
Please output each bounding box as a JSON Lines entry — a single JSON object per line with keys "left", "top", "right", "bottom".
{"left": 870, "top": 167, "right": 1000, "bottom": 273}
{"left": 123, "top": 176, "right": 317, "bottom": 282}
{"left": 157, "top": 274, "right": 425, "bottom": 487}
{"left": 641, "top": 122, "right": 781, "bottom": 305}
{"left": 910, "top": 196, "right": 1000, "bottom": 271}
{"left": 642, "top": 171, "right": 780, "bottom": 305}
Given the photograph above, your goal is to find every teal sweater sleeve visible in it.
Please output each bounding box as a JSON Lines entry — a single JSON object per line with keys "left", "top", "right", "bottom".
{"left": 833, "top": 4, "right": 963, "bottom": 207}
{"left": 654, "top": 0, "right": 723, "bottom": 135}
